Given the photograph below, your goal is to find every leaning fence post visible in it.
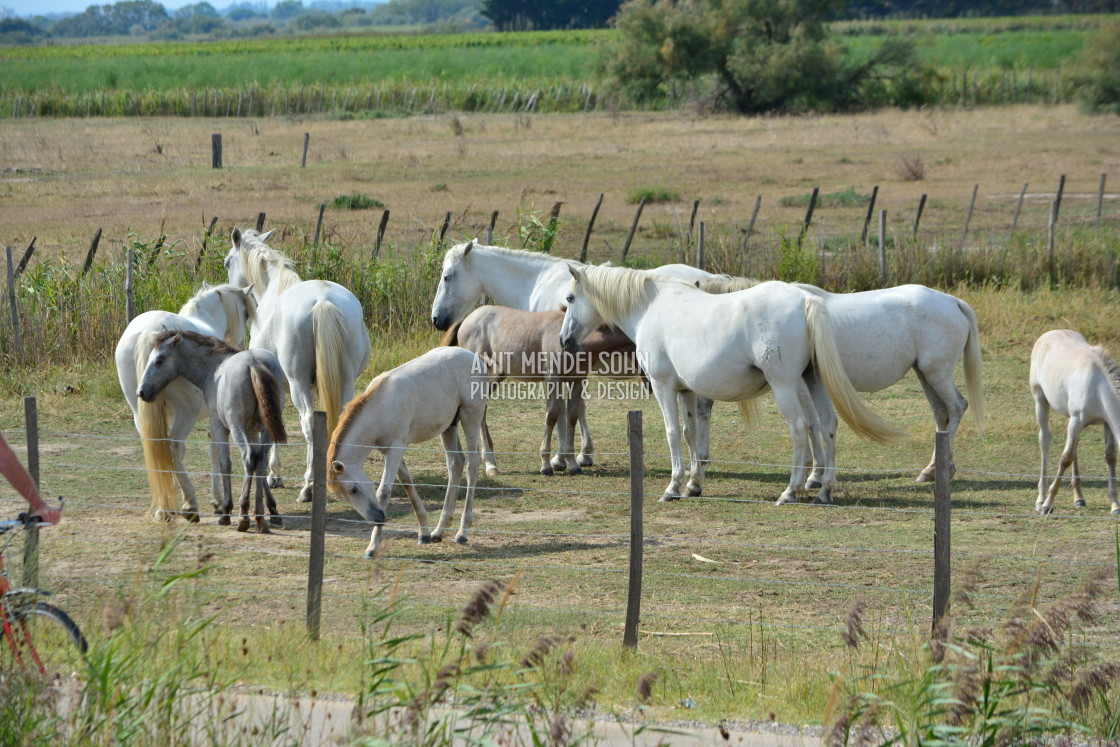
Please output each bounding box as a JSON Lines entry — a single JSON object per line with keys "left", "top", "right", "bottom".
{"left": 437, "top": 211, "right": 452, "bottom": 247}
{"left": 932, "top": 430, "right": 951, "bottom": 644}
{"left": 1054, "top": 174, "right": 1066, "bottom": 223}
{"left": 81, "top": 228, "right": 102, "bottom": 277}
{"left": 22, "top": 396, "right": 40, "bottom": 588}
{"left": 913, "top": 194, "right": 928, "bottom": 238}
{"left": 860, "top": 185, "right": 879, "bottom": 244}
{"left": 6, "top": 246, "right": 22, "bottom": 358}
{"left": 196, "top": 216, "right": 219, "bottom": 273}
{"left": 741, "top": 195, "right": 762, "bottom": 256}
{"left": 313, "top": 203, "right": 326, "bottom": 245}
{"left": 1048, "top": 200, "right": 1058, "bottom": 288}
{"left": 486, "top": 210, "right": 499, "bottom": 245}
{"left": 619, "top": 198, "right": 646, "bottom": 263}
{"left": 580, "top": 193, "right": 604, "bottom": 263}
{"left": 878, "top": 209, "right": 887, "bottom": 284}
{"left": 696, "top": 222, "right": 706, "bottom": 271}
{"left": 1010, "top": 182, "right": 1028, "bottom": 237}
{"left": 307, "top": 410, "right": 328, "bottom": 642}
{"left": 14, "top": 237, "right": 35, "bottom": 279}
{"left": 686, "top": 199, "right": 700, "bottom": 251}
{"left": 1097, "top": 173, "right": 1106, "bottom": 229}
{"left": 958, "top": 183, "right": 978, "bottom": 254}
{"left": 623, "top": 410, "right": 644, "bottom": 649}
{"left": 373, "top": 209, "right": 390, "bottom": 260}
{"left": 212, "top": 133, "right": 222, "bottom": 169}
{"left": 799, "top": 187, "right": 820, "bottom": 247}
{"left": 301, "top": 132, "right": 310, "bottom": 168}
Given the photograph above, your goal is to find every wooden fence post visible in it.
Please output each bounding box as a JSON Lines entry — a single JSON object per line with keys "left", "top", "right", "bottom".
{"left": 860, "top": 185, "right": 879, "bottom": 244}
{"left": 125, "top": 247, "right": 135, "bottom": 322}
{"left": 487, "top": 210, "right": 499, "bottom": 245}
{"left": 14, "top": 237, "right": 35, "bottom": 279}
{"left": 437, "top": 211, "right": 452, "bottom": 246}
{"left": 373, "top": 209, "right": 390, "bottom": 260}
{"left": 1010, "top": 182, "right": 1028, "bottom": 237}
{"left": 878, "top": 209, "right": 887, "bottom": 284}
{"left": 799, "top": 187, "right": 820, "bottom": 247}
{"left": 313, "top": 203, "right": 326, "bottom": 245}
{"left": 1048, "top": 200, "right": 1058, "bottom": 287}
{"left": 741, "top": 195, "right": 762, "bottom": 256}
{"left": 958, "top": 183, "right": 978, "bottom": 254}
{"left": 686, "top": 199, "right": 700, "bottom": 250}
{"left": 913, "top": 194, "right": 927, "bottom": 237}
{"left": 1097, "top": 173, "right": 1106, "bottom": 229}
{"left": 1054, "top": 174, "right": 1066, "bottom": 223}
{"left": 580, "top": 193, "right": 604, "bottom": 263}
{"left": 696, "top": 222, "right": 705, "bottom": 271}
{"left": 301, "top": 133, "right": 310, "bottom": 168}
{"left": 307, "top": 411, "right": 328, "bottom": 642}
{"left": 6, "top": 246, "right": 21, "bottom": 358}
{"left": 147, "top": 234, "right": 165, "bottom": 268}
{"left": 256, "top": 212, "right": 266, "bottom": 232}
{"left": 623, "top": 410, "right": 643, "bottom": 649}
{"left": 22, "top": 396, "right": 40, "bottom": 588}
{"left": 932, "top": 430, "right": 951, "bottom": 646}
{"left": 212, "top": 133, "right": 222, "bottom": 169}
{"left": 619, "top": 198, "right": 646, "bottom": 263}
{"left": 81, "top": 228, "right": 102, "bottom": 277}
{"left": 196, "top": 216, "right": 219, "bottom": 273}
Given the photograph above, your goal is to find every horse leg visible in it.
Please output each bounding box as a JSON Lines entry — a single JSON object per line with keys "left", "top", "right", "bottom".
{"left": 261, "top": 441, "right": 283, "bottom": 527}
{"left": 431, "top": 428, "right": 465, "bottom": 541}
{"left": 266, "top": 443, "right": 284, "bottom": 489}
{"left": 213, "top": 419, "right": 234, "bottom": 525}
{"left": 453, "top": 416, "right": 483, "bottom": 544}
{"left": 290, "top": 383, "right": 317, "bottom": 503}
{"left": 168, "top": 405, "right": 200, "bottom": 522}
{"left": 232, "top": 429, "right": 257, "bottom": 533}
{"left": 1034, "top": 390, "right": 1052, "bottom": 513}
{"left": 681, "top": 391, "right": 704, "bottom": 497}
{"left": 363, "top": 446, "right": 403, "bottom": 558}
{"left": 771, "top": 382, "right": 814, "bottom": 507}
{"left": 1043, "top": 415, "right": 1083, "bottom": 514}
{"left": 795, "top": 379, "right": 828, "bottom": 505}
{"left": 397, "top": 461, "right": 432, "bottom": 544}
{"left": 481, "top": 414, "right": 499, "bottom": 476}
{"left": 694, "top": 394, "right": 714, "bottom": 470}
{"left": 1071, "top": 451, "right": 1086, "bottom": 508}
{"left": 541, "top": 393, "right": 561, "bottom": 475}
{"left": 1105, "top": 426, "right": 1119, "bottom": 516}
{"left": 649, "top": 380, "right": 687, "bottom": 501}
{"left": 251, "top": 441, "right": 273, "bottom": 533}
{"left": 551, "top": 380, "right": 581, "bottom": 475}
{"left": 914, "top": 369, "right": 966, "bottom": 483}
{"left": 805, "top": 369, "right": 838, "bottom": 503}
{"left": 575, "top": 392, "right": 595, "bottom": 468}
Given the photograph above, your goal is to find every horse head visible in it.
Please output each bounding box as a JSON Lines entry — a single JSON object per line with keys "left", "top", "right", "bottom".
{"left": 431, "top": 239, "right": 483, "bottom": 331}
{"left": 559, "top": 265, "right": 603, "bottom": 353}
{"left": 137, "top": 331, "right": 184, "bottom": 404}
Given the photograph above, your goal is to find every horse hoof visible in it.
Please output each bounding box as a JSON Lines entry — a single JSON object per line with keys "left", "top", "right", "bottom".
{"left": 363, "top": 549, "right": 376, "bottom": 559}
{"left": 237, "top": 519, "right": 251, "bottom": 532}
{"left": 418, "top": 535, "right": 433, "bottom": 545}
{"left": 454, "top": 534, "right": 468, "bottom": 544}
{"left": 915, "top": 472, "right": 934, "bottom": 484}
{"left": 486, "top": 467, "right": 500, "bottom": 476}
{"left": 1111, "top": 508, "right": 1120, "bottom": 517}
{"left": 540, "top": 467, "right": 554, "bottom": 476}
{"left": 806, "top": 479, "right": 822, "bottom": 491}
{"left": 296, "top": 490, "right": 313, "bottom": 503}
{"left": 569, "top": 467, "right": 582, "bottom": 476}
{"left": 577, "top": 455, "right": 594, "bottom": 468}
{"left": 218, "top": 516, "right": 231, "bottom": 526}
{"left": 551, "top": 461, "right": 567, "bottom": 473}
{"left": 267, "top": 476, "right": 284, "bottom": 489}
{"left": 184, "top": 512, "right": 200, "bottom": 523}
{"left": 1075, "top": 499, "right": 1086, "bottom": 508}
{"left": 659, "top": 493, "right": 681, "bottom": 503}
{"left": 428, "top": 535, "right": 444, "bottom": 543}
{"left": 686, "top": 485, "right": 702, "bottom": 497}
{"left": 258, "top": 524, "right": 271, "bottom": 535}
{"left": 270, "top": 516, "right": 283, "bottom": 527}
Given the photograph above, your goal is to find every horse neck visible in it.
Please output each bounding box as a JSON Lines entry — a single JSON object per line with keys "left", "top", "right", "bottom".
{"left": 474, "top": 248, "right": 556, "bottom": 309}
{"left": 184, "top": 299, "right": 231, "bottom": 341}
{"left": 171, "top": 344, "right": 230, "bottom": 401}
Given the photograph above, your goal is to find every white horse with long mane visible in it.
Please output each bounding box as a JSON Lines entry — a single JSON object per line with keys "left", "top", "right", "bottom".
{"left": 1030, "top": 329, "right": 1120, "bottom": 516}
{"left": 701, "top": 277, "right": 984, "bottom": 501}
{"left": 558, "top": 264, "right": 907, "bottom": 503}
{"left": 224, "top": 228, "right": 371, "bottom": 503}
{"left": 114, "top": 283, "right": 256, "bottom": 520}
{"left": 430, "top": 241, "right": 724, "bottom": 469}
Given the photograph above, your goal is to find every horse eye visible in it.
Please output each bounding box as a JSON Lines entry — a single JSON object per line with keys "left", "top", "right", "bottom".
{"left": 443, "top": 274, "right": 452, "bottom": 282}
{"left": 350, "top": 486, "right": 358, "bottom": 494}
{"left": 566, "top": 294, "right": 575, "bottom": 304}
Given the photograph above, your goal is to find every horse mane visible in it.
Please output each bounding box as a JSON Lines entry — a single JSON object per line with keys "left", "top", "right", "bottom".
{"left": 179, "top": 285, "right": 257, "bottom": 344}
{"left": 575, "top": 264, "right": 656, "bottom": 327}
{"left": 328, "top": 375, "right": 386, "bottom": 494}
{"left": 450, "top": 241, "right": 578, "bottom": 266}
{"left": 1092, "top": 345, "right": 1120, "bottom": 396}
{"left": 439, "top": 319, "right": 464, "bottom": 347}
{"left": 237, "top": 229, "right": 303, "bottom": 295}
{"left": 696, "top": 275, "right": 762, "bottom": 294}
{"left": 153, "top": 329, "right": 242, "bottom": 355}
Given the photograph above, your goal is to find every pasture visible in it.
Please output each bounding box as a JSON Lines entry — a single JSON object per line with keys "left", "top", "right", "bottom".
{"left": 1, "top": 106, "right": 1119, "bottom": 734}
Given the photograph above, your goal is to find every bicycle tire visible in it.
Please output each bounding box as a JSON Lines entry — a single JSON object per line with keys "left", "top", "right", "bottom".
{"left": 7, "top": 601, "right": 88, "bottom": 672}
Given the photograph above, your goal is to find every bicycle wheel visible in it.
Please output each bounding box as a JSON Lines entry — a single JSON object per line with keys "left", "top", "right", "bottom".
{"left": 6, "top": 601, "right": 88, "bottom": 674}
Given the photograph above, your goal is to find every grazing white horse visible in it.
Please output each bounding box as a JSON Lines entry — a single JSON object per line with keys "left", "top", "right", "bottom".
{"left": 429, "top": 241, "right": 726, "bottom": 468}
{"left": 114, "top": 283, "right": 256, "bottom": 520}
{"left": 702, "top": 278, "right": 984, "bottom": 502}
{"left": 328, "top": 347, "right": 489, "bottom": 557}
{"left": 139, "top": 331, "right": 289, "bottom": 532}
{"left": 1030, "top": 329, "right": 1120, "bottom": 516}
{"left": 558, "top": 264, "right": 907, "bottom": 504}
{"left": 224, "top": 228, "right": 371, "bottom": 503}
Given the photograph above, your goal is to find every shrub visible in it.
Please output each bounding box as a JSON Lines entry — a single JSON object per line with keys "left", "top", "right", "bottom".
{"left": 626, "top": 185, "right": 680, "bottom": 204}
{"left": 330, "top": 193, "right": 385, "bottom": 210}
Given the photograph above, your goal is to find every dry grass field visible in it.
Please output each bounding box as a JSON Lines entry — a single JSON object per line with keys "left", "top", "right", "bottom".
{"left": 1, "top": 105, "right": 1119, "bottom": 731}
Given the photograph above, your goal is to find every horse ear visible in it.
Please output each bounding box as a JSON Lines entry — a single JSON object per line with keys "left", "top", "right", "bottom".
{"left": 172, "top": 332, "right": 183, "bottom": 346}
{"left": 463, "top": 240, "right": 474, "bottom": 256}
{"left": 242, "top": 283, "right": 255, "bottom": 297}
{"left": 567, "top": 264, "right": 584, "bottom": 283}
{"left": 201, "top": 281, "right": 212, "bottom": 290}
{"left": 231, "top": 227, "right": 242, "bottom": 247}
{"left": 260, "top": 229, "right": 276, "bottom": 243}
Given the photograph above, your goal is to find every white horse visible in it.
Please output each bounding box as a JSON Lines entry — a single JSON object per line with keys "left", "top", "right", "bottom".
{"left": 224, "top": 228, "right": 372, "bottom": 503}
{"left": 1030, "top": 329, "right": 1120, "bottom": 516}
{"left": 429, "top": 241, "right": 726, "bottom": 468}
{"left": 114, "top": 283, "right": 256, "bottom": 520}
{"left": 139, "top": 331, "right": 289, "bottom": 532}
{"left": 701, "top": 278, "right": 984, "bottom": 502}
{"left": 558, "top": 264, "right": 907, "bottom": 503}
{"left": 328, "top": 347, "right": 489, "bottom": 557}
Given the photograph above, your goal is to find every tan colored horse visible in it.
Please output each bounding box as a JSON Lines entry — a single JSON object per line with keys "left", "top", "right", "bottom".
{"left": 440, "top": 305, "right": 637, "bottom": 476}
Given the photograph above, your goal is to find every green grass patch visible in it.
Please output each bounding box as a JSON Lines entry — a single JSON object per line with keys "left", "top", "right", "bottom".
{"left": 627, "top": 185, "right": 680, "bottom": 204}
{"left": 330, "top": 193, "right": 385, "bottom": 210}
{"left": 779, "top": 187, "right": 873, "bottom": 208}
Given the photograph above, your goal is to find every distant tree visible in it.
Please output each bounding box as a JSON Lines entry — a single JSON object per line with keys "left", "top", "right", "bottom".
{"left": 269, "top": 0, "right": 304, "bottom": 20}
{"left": 174, "top": 1, "right": 219, "bottom": 18}
{"left": 603, "top": 0, "right": 926, "bottom": 114}
{"left": 50, "top": 0, "right": 168, "bottom": 37}
{"left": 482, "top": 0, "right": 620, "bottom": 30}
{"left": 1077, "top": 23, "right": 1120, "bottom": 114}
{"left": 285, "top": 9, "right": 340, "bottom": 28}
{"left": 0, "top": 17, "right": 48, "bottom": 44}
{"left": 226, "top": 6, "right": 265, "bottom": 20}
{"left": 368, "top": 0, "right": 485, "bottom": 27}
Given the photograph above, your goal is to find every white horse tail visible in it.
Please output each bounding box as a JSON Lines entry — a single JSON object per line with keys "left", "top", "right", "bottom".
{"left": 736, "top": 398, "right": 761, "bottom": 430}
{"left": 312, "top": 300, "right": 347, "bottom": 437}
{"left": 250, "top": 362, "right": 288, "bottom": 445}
{"left": 133, "top": 330, "right": 179, "bottom": 518}
{"left": 956, "top": 298, "right": 985, "bottom": 435}
{"left": 804, "top": 295, "right": 909, "bottom": 444}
